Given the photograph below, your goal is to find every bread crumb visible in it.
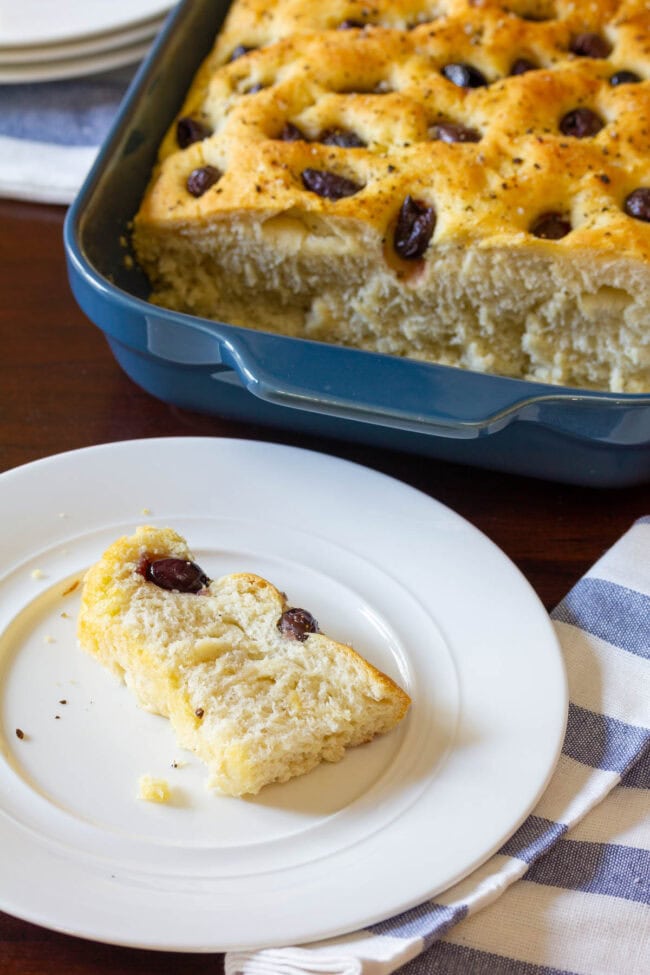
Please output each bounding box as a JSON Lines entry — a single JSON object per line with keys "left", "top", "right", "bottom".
{"left": 44, "top": 635, "right": 55, "bottom": 644}
{"left": 138, "top": 774, "right": 171, "bottom": 803}
{"left": 141, "top": 507, "right": 152, "bottom": 515}
{"left": 31, "top": 569, "right": 45, "bottom": 580}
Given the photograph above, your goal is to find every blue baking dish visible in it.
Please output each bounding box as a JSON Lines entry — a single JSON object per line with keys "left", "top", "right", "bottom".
{"left": 63, "top": 0, "right": 650, "bottom": 487}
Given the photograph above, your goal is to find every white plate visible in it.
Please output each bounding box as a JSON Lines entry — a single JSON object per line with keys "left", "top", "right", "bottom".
{"left": 0, "top": 1, "right": 172, "bottom": 47}
{"left": 0, "top": 438, "right": 567, "bottom": 951}
{"left": 0, "top": 17, "right": 165, "bottom": 65}
{"left": 0, "top": 39, "right": 152, "bottom": 84}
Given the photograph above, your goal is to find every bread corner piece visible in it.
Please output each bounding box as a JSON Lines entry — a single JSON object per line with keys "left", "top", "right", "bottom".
{"left": 78, "top": 526, "right": 410, "bottom": 797}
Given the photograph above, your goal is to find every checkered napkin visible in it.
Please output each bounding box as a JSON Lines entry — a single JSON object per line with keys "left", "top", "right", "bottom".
{"left": 226, "top": 516, "right": 650, "bottom": 975}
{"left": 0, "top": 67, "right": 134, "bottom": 204}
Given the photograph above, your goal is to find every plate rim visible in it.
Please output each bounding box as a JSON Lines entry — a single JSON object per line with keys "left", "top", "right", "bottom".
{"left": 0, "top": 39, "right": 152, "bottom": 84}
{"left": 0, "top": 437, "right": 568, "bottom": 951}
{"left": 0, "top": 2, "right": 173, "bottom": 48}
{"left": 0, "top": 16, "right": 164, "bottom": 65}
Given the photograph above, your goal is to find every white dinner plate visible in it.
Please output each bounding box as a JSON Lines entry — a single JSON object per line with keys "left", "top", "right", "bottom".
{"left": 0, "top": 438, "right": 567, "bottom": 951}
{"left": 0, "top": 1, "right": 173, "bottom": 47}
{"left": 0, "top": 39, "right": 153, "bottom": 84}
{"left": 0, "top": 17, "right": 165, "bottom": 65}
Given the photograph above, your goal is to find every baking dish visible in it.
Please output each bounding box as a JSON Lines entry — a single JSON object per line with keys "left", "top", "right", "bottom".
{"left": 63, "top": 0, "right": 650, "bottom": 487}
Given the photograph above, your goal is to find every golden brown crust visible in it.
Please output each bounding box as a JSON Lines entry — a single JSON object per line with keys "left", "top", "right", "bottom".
{"left": 228, "top": 571, "right": 411, "bottom": 718}
{"left": 133, "top": 1, "right": 650, "bottom": 391}
{"left": 139, "top": 0, "right": 650, "bottom": 255}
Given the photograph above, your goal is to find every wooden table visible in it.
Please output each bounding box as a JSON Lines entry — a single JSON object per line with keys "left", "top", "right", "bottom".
{"left": 0, "top": 199, "right": 647, "bottom": 975}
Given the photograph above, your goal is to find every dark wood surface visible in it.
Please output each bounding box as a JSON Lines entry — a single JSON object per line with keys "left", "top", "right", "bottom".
{"left": 0, "top": 199, "right": 647, "bottom": 974}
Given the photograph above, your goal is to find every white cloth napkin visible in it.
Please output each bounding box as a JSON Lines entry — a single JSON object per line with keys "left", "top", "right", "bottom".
{"left": 227, "top": 516, "right": 650, "bottom": 975}
{"left": 0, "top": 67, "right": 134, "bottom": 204}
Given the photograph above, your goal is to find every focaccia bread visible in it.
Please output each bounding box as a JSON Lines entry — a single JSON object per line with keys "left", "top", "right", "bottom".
{"left": 78, "top": 526, "right": 411, "bottom": 796}
{"left": 133, "top": 0, "right": 650, "bottom": 392}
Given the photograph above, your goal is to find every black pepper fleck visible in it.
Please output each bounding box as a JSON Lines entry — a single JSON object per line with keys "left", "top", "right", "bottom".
{"left": 15, "top": 728, "right": 24, "bottom": 739}
{"left": 195, "top": 708, "right": 205, "bottom": 718}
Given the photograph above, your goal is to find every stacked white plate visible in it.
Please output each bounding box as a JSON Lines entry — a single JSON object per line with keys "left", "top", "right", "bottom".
{"left": 0, "top": 0, "right": 173, "bottom": 83}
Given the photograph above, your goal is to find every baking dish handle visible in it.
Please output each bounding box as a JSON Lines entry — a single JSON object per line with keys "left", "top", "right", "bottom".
{"left": 224, "top": 354, "right": 504, "bottom": 440}
{"left": 146, "top": 315, "right": 510, "bottom": 439}
{"left": 145, "top": 315, "right": 650, "bottom": 444}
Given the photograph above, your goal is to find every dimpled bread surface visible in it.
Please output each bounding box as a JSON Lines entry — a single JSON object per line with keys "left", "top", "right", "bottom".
{"left": 78, "top": 526, "right": 411, "bottom": 797}
{"left": 133, "top": 0, "right": 650, "bottom": 392}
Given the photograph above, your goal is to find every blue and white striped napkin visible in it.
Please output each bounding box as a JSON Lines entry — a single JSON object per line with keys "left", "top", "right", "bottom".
{"left": 0, "top": 67, "right": 134, "bottom": 204}
{"left": 226, "top": 516, "right": 650, "bottom": 975}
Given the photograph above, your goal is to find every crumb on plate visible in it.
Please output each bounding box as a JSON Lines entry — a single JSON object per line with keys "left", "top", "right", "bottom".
{"left": 138, "top": 774, "right": 171, "bottom": 804}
